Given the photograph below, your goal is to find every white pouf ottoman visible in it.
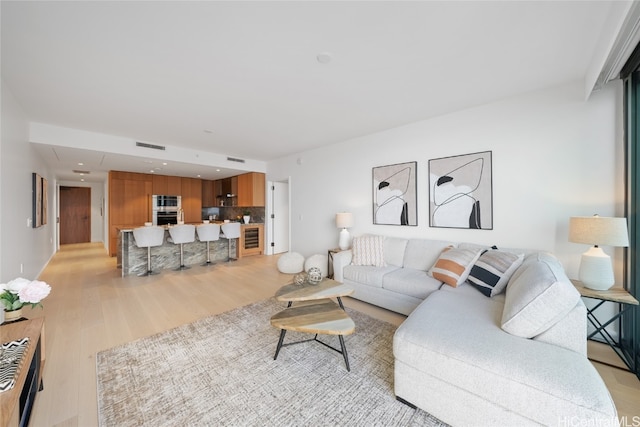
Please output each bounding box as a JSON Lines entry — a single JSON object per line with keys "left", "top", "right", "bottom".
{"left": 277, "top": 252, "right": 305, "bottom": 274}
{"left": 304, "top": 254, "right": 328, "bottom": 278}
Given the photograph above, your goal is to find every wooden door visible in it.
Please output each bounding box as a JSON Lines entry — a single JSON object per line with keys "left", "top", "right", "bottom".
{"left": 60, "top": 186, "right": 91, "bottom": 244}
{"left": 271, "top": 181, "right": 289, "bottom": 254}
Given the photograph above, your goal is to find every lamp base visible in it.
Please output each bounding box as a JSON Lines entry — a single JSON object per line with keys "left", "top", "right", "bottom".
{"left": 338, "top": 228, "right": 350, "bottom": 250}
{"left": 578, "top": 246, "right": 615, "bottom": 290}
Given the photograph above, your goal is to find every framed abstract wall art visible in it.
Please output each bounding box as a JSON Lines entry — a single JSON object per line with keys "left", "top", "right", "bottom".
{"left": 32, "top": 173, "right": 48, "bottom": 228}
{"left": 373, "top": 161, "right": 417, "bottom": 226}
{"left": 428, "top": 151, "right": 493, "bottom": 229}
{"left": 41, "top": 177, "right": 48, "bottom": 225}
{"left": 32, "top": 173, "right": 43, "bottom": 228}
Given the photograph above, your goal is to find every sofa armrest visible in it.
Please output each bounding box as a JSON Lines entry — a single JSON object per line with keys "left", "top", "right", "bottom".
{"left": 332, "top": 250, "right": 352, "bottom": 282}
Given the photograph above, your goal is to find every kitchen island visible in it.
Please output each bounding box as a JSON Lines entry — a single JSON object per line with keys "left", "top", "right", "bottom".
{"left": 117, "top": 225, "right": 236, "bottom": 276}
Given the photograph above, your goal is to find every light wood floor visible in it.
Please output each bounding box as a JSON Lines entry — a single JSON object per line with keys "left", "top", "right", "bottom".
{"left": 22, "top": 243, "right": 640, "bottom": 426}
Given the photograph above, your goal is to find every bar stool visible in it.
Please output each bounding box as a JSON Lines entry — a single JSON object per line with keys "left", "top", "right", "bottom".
{"left": 196, "top": 223, "right": 220, "bottom": 266}
{"left": 132, "top": 226, "right": 165, "bottom": 276}
{"left": 221, "top": 222, "right": 241, "bottom": 262}
{"left": 168, "top": 224, "right": 196, "bottom": 270}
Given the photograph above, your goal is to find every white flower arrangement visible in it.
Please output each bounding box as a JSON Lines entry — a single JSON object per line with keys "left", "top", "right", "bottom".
{"left": 0, "top": 277, "right": 51, "bottom": 312}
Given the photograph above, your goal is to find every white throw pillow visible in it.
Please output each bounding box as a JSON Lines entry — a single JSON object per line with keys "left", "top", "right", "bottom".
{"left": 383, "top": 237, "right": 408, "bottom": 268}
{"left": 501, "top": 253, "right": 580, "bottom": 338}
{"left": 351, "top": 235, "right": 385, "bottom": 267}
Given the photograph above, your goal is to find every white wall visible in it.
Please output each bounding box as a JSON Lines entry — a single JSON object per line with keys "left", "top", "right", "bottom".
{"left": 57, "top": 180, "right": 106, "bottom": 244}
{"left": 267, "top": 80, "right": 625, "bottom": 283}
{"left": 1, "top": 80, "right": 55, "bottom": 281}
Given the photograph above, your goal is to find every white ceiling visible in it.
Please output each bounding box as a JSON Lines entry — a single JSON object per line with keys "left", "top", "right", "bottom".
{"left": 1, "top": 1, "right": 621, "bottom": 183}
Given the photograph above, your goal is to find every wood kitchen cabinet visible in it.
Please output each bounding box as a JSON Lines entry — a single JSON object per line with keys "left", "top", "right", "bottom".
{"left": 239, "top": 223, "right": 264, "bottom": 257}
{"left": 213, "top": 179, "right": 222, "bottom": 204}
{"left": 152, "top": 174, "right": 182, "bottom": 195}
{"left": 201, "top": 180, "right": 215, "bottom": 207}
{"left": 181, "top": 177, "right": 202, "bottom": 223}
{"left": 152, "top": 174, "right": 167, "bottom": 195}
{"left": 167, "top": 176, "right": 182, "bottom": 195}
{"left": 214, "top": 176, "right": 238, "bottom": 206}
{"left": 108, "top": 171, "right": 153, "bottom": 256}
{"left": 237, "top": 172, "right": 265, "bottom": 207}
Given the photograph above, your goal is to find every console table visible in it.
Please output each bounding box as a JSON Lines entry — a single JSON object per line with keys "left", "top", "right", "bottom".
{"left": 0, "top": 317, "right": 45, "bottom": 427}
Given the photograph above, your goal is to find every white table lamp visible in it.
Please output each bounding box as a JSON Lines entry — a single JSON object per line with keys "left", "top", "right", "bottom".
{"left": 569, "top": 215, "right": 629, "bottom": 290}
{"left": 336, "top": 212, "right": 354, "bottom": 250}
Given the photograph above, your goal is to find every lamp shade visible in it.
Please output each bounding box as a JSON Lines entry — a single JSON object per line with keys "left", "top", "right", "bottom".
{"left": 568, "top": 215, "right": 629, "bottom": 247}
{"left": 336, "top": 212, "right": 354, "bottom": 229}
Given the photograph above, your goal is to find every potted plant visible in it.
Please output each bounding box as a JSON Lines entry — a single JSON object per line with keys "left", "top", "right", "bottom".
{"left": 0, "top": 277, "right": 51, "bottom": 323}
{"left": 243, "top": 210, "right": 251, "bottom": 224}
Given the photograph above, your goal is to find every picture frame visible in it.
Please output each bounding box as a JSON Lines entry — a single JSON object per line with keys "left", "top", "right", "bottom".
{"left": 32, "top": 173, "right": 47, "bottom": 228}
{"left": 372, "top": 161, "right": 417, "bottom": 226}
{"left": 428, "top": 151, "right": 493, "bottom": 229}
{"left": 42, "top": 177, "right": 48, "bottom": 225}
{"left": 33, "top": 173, "right": 43, "bottom": 228}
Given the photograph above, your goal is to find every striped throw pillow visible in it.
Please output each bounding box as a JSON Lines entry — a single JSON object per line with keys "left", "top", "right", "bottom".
{"left": 351, "top": 235, "right": 385, "bottom": 267}
{"left": 428, "top": 246, "right": 483, "bottom": 287}
{"left": 467, "top": 249, "right": 524, "bottom": 297}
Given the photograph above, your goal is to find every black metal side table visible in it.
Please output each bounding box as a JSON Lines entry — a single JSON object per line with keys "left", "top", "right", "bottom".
{"left": 571, "top": 279, "right": 639, "bottom": 372}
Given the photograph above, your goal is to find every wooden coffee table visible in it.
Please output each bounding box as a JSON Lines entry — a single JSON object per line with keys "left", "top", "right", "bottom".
{"left": 270, "top": 278, "right": 355, "bottom": 371}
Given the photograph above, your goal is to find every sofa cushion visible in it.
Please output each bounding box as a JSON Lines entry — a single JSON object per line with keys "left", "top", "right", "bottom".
{"left": 343, "top": 265, "right": 399, "bottom": 288}
{"left": 501, "top": 253, "right": 580, "bottom": 338}
{"left": 467, "top": 249, "right": 524, "bottom": 297}
{"left": 382, "top": 268, "right": 443, "bottom": 299}
{"left": 428, "top": 246, "right": 483, "bottom": 287}
{"left": 403, "top": 239, "right": 456, "bottom": 271}
{"left": 384, "top": 237, "right": 408, "bottom": 267}
{"left": 351, "top": 235, "right": 385, "bottom": 267}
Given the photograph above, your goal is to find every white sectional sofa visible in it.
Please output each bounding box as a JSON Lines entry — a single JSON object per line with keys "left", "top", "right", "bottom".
{"left": 332, "top": 235, "right": 618, "bottom": 426}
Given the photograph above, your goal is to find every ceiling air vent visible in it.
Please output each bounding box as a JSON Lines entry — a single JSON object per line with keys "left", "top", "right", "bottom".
{"left": 73, "top": 170, "right": 90, "bottom": 174}
{"left": 136, "top": 141, "right": 166, "bottom": 151}
{"left": 227, "top": 157, "right": 245, "bottom": 163}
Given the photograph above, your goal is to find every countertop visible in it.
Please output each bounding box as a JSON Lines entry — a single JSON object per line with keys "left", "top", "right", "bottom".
{"left": 119, "top": 222, "right": 263, "bottom": 232}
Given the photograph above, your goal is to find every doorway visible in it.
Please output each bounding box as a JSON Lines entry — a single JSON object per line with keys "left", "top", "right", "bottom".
{"left": 60, "top": 186, "right": 91, "bottom": 244}
{"left": 270, "top": 180, "right": 289, "bottom": 254}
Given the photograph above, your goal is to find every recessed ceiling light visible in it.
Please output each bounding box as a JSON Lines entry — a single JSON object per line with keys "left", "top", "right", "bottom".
{"left": 317, "top": 52, "right": 332, "bottom": 64}
{"left": 78, "top": 162, "right": 84, "bottom": 166}
{"left": 162, "top": 162, "right": 168, "bottom": 166}
{"left": 150, "top": 169, "right": 155, "bottom": 173}
{"left": 81, "top": 178, "right": 85, "bottom": 182}
{"left": 216, "top": 169, "right": 221, "bottom": 172}
{"left": 80, "top": 173, "right": 84, "bottom": 176}
{"left": 197, "top": 174, "right": 201, "bottom": 178}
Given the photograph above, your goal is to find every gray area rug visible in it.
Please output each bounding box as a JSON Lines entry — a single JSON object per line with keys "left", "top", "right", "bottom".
{"left": 96, "top": 298, "right": 446, "bottom": 426}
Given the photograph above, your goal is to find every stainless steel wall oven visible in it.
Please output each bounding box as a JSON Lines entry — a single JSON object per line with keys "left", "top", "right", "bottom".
{"left": 152, "top": 195, "right": 181, "bottom": 225}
